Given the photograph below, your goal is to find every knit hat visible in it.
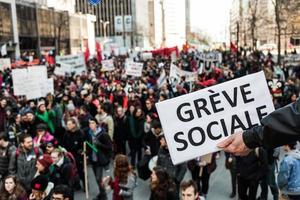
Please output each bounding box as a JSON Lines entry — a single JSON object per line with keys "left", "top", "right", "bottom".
{"left": 31, "top": 175, "right": 48, "bottom": 191}
{"left": 37, "top": 154, "right": 53, "bottom": 169}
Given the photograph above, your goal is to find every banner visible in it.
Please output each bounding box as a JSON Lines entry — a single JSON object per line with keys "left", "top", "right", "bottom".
{"left": 284, "top": 54, "right": 300, "bottom": 67}
{"left": 156, "top": 71, "right": 274, "bottom": 164}
{"left": 56, "top": 54, "right": 86, "bottom": 75}
{"left": 198, "top": 52, "right": 222, "bottom": 63}
{"left": 0, "top": 58, "right": 11, "bottom": 71}
{"left": 124, "top": 15, "right": 132, "bottom": 32}
{"left": 101, "top": 59, "right": 115, "bottom": 71}
{"left": 170, "top": 64, "right": 197, "bottom": 82}
{"left": 114, "top": 16, "right": 123, "bottom": 32}
{"left": 126, "top": 61, "right": 143, "bottom": 77}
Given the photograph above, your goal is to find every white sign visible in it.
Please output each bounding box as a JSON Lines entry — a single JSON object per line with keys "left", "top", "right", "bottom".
{"left": 1, "top": 44, "right": 7, "bottom": 56}
{"left": 114, "top": 16, "right": 123, "bottom": 32}
{"left": 198, "top": 52, "right": 222, "bottom": 63}
{"left": 157, "top": 70, "right": 167, "bottom": 88}
{"left": 12, "top": 66, "right": 53, "bottom": 100}
{"left": 124, "top": 15, "right": 132, "bottom": 32}
{"left": 156, "top": 71, "right": 274, "bottom": 164}
{"left": 56, "top": 54, "right": 86, "bottom": 75}
{"left": 0, "top": 58, "right": 11, "bottom": 71}
{"left": 170, "top": 64, "right": 197, "bottom": 82}
{"left": 41, "top": 78, "right": 54, "bottom": 96}
{"left": 126, "top": 61, "right": 143, "bottom": 77}
{"left": 101, "top": 59, "right": 115, "bottom": 71}
{"left": 140, "top": 52, "right": 153, "bottom": 61}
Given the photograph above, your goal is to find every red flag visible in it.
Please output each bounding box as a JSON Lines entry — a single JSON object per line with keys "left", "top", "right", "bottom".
{"left": 96, "top": 42, "right": 102, "bottom": 63}
{"left": 84, "top": 40, "right": 90, "bottom": 62}
{"left": 230, "top": 42, "right": 238, "bottom": 53}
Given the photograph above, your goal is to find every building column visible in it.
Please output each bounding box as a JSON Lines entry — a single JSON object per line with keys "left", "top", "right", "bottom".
{"left": 10, "top": 0, "right": 20, "bottom": 59}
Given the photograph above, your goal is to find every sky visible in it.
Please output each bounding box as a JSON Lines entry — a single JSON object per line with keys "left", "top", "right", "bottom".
{"left": 190, "top": 0, "right": 233, "bottom": 43}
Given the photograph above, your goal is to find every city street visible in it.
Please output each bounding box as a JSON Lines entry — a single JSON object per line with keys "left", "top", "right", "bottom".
{"left": 75, "top": 152, "right": 274, "bottom": 200}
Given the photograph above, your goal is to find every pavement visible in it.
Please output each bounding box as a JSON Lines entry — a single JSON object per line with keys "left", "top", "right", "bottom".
{"left": 75, "top": 152, "right": 275, "bottom": 200}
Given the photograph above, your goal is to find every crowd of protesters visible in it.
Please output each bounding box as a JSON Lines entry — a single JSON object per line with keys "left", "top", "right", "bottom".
{"left": 0, "top": 47, "right": 299, "bottom": 200}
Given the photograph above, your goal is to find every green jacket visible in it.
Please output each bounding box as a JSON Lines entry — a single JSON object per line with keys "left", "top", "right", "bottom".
{"left": 36, "top": 110, "right": 56, "bottom": 134}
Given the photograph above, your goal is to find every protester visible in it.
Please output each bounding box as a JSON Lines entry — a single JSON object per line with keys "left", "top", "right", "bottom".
{"left": 277, "top": 142, "right": 300, "bottom": 200}
{"left": 156, "top": 136, "right": 186, "bottom": 191}
{"left": 224, "top": 153, "right": 237, "bottom": 198}
{"left": 87, "top": 118, "right": 113, "bottom": 188}
{"left": 180, "top": 180, "right": 205, "bottom": 200}
{"left": 113, "top": 106, "right": 129, "bottom": 155}
{"left": 149, "top": 166, "right": 177, "bottom": 200}
{"left": 0, "top": 132, "right": 16, "bottom": 181}
{"left": 0, "top": 175, "right": 27, "bottom": 200}
{"left": 218, "top": 97, "right": 300, "bottom": 155}
{"left": 33, "top": 124, "right": 54, "bottom": 148}
{"left": 102, "top": 154, "right": 137, "bottom": 200}
{"left": 29, "top": 175, "right": 49, "bottom": 200}
{"left": 35, "top": 101, "right": 56, "bottom": 134}
{"left": 16, "top": 134, "right": 42, "bottom": 193}
{"left": 236, "top": 147, "right": 268, "bottom": 200}
{"left": 50, "top": 184, "right": 74, "bottom": 200}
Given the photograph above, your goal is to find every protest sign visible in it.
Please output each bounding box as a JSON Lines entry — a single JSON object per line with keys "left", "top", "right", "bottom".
{"left": 56, "top": 54, "right": 86, "bottom": 75}
{"left": 156, "top": 71, "right": 274, "bottom": 164}
{"left": 170, "top": 64, "right": 197, "bottom": 82}
{"left": 101, "top": 59, "right": 115, "bottom": 71}
{"left": 284, "top": 54, "right": 300, "bottom": 67}
{"left": 126, "top": 61, "right": 143, "bottom": 77}
{"left": 12, "top": 66, "right": 53, "bottom": 100}
{"left": 157, "top": 70, "right": 167, "bottom": 88}
{"left": 0, "top": 58, "right": 11, "bottom": 71}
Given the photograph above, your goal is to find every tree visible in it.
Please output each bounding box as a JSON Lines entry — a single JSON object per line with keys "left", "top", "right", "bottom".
{"left": 272, "top": 0, "right": 298, "bottom": 63}
{"left": 247, "top": 0, "right": 260, "bottom": 49}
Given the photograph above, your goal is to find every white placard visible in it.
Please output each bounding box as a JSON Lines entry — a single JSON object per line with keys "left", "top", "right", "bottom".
{"left": 126, "top": 61, "right": 143, "bottom": 77}
{"left": 101, "top": 59, "right": 115, "bottom": 71}
{"left": 157, "top": 70, "right": 167, "bottom": 88}
{"left": 12, "top": 69, "right": 28, "bottom": 96}
{"left": 156, "top": 71, "right": 275, "bottom": 164}
{"left": 170, "top": 64, "right": 197, "bottom": 82}
{"left": 56, "top": 54, "right": 86, "bottom": 75}
{"left": 0, "top": 58, "right": 11, "bottom": 71}
{"left": 41, "top": 78, "right": 54, "bottom": 96}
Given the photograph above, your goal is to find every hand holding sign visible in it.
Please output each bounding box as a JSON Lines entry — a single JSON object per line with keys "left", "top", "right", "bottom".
{"left": 217, "top": 131, "right": 251, "bottom": 156}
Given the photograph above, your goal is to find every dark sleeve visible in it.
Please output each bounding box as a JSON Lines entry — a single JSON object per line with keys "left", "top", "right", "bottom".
{"left": 95, "top": 134, "right": 112, "bottom": 151}
{"left": 243, "top": 98, "right": 300, "bottom": 149}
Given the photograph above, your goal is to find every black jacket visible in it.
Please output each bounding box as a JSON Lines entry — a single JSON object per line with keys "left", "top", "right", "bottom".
{"left": 61, "top": 129, "right": 86, "bottom": 161}
{"left": 113, "top": 115, "right": 129, "bottom": 142}
{"left": 236, "top": 147, "right": 268, "bottom": 181}
{"left": 243, "top": 97, "right": 300, "bottom": 149}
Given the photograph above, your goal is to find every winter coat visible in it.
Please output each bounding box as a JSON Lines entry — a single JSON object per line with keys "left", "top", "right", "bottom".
{"left": 0, "top": 142, "right": 16, "bottom": 178}
{"left": 142, "top": 129, "right": 162, "bottom": 157}
{"left": 61, "top": 129, "right": 86, "bottom": 161}
{"left": 49, "top": 156, "right": 73, "bottom": 187}
{"left": 109, "top": 173, "right": 137, "bottom": 200}
{"left": 35, "top": 110, "right": 56, "bottom": 134}
{"left": 0, "top": 107, "right": 6, "bottom": 132}
{"left": 87, "top": 127, "right": 112, "bottom": 166}
{"left": 278, "top": 150, "right": 300, "bottom": 195}
{"left": 236, "top": 147, "right": 268, "bottom": 181}
{"left": 96, "top": 113, "right": 114, "bottom": 140}
{"left": 113, "top": 115, "right": 129, "bottom": 143}
{"left": 243, "top": 97, "right": 300, "bottom": 149}
{"left": 157, "top": 147, "right": 186, "bottom": 184}
{"left": 33, "top": 132, "right": 54, "bottom": 147}
{"left": 16, "top": 147, "right": 42, "bottom": 191}
{"left": 128, "top": 116, "right": 145, "bottom": 150}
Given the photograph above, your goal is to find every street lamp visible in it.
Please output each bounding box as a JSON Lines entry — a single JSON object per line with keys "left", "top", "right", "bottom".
{"left": 100, "top": 20, "right": 110, "bottom": 41}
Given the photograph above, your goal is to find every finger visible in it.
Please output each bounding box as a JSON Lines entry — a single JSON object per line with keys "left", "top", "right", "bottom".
{"left": 217, "top": 136, "right": 234, "bottom": 148}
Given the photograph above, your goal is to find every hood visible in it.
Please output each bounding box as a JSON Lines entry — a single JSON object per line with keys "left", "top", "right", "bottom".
{"left": 287, "top": 150, "right": 300, "bottom": 160}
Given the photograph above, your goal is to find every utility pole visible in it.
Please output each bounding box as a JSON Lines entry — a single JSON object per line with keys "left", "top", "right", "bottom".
{"left": 120, "top": 0, "right": 126, "bottom": 47}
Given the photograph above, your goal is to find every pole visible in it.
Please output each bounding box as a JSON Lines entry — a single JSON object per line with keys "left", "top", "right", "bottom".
{"left": 121, "top": 0, "right": 126, "bottom": 47}
{"left": 83, "top": 142, "right": 89, "bottom": 199}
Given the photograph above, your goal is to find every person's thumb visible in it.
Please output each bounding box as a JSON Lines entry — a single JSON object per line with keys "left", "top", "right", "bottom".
{"left": 217, "top": 136, "right": 234, "bottom": 148}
